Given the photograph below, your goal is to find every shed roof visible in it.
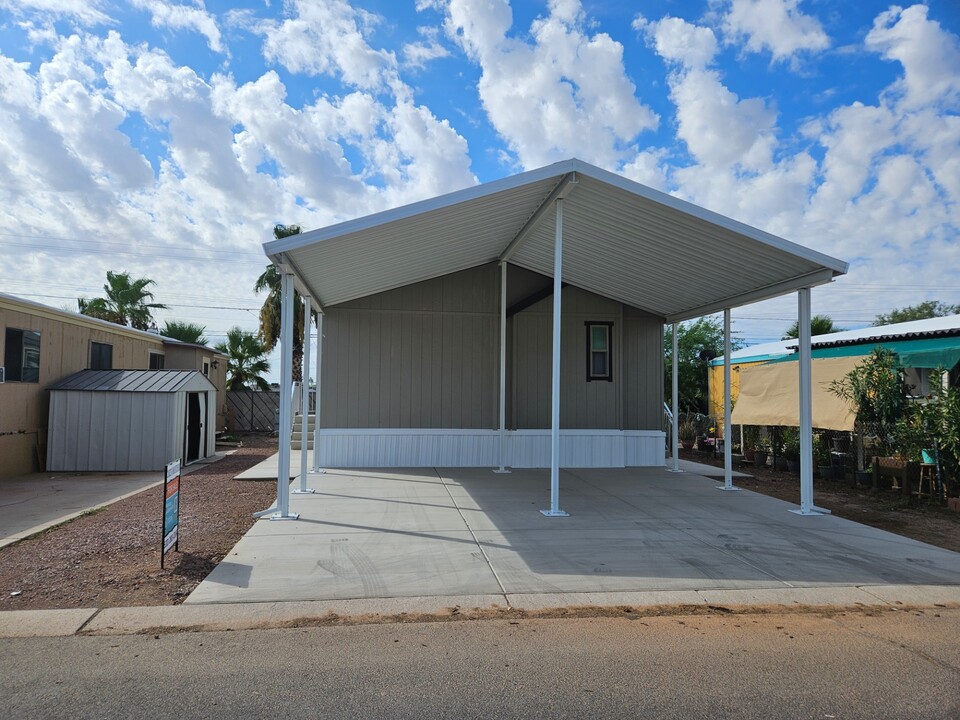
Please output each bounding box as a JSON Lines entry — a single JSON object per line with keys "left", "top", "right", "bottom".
{"left": 265, "top": 158, "right": 848, "bottom": 323}
{"left": 711, "top": 313, "right": 960, "bottom": 366}
{"left": 48, "top": 369, "right": 215, "bottom": 393}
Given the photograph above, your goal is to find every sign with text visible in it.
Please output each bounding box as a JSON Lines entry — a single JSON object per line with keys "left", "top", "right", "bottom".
{"left": 161, "top": 459, "right": 181, "bottom": 568}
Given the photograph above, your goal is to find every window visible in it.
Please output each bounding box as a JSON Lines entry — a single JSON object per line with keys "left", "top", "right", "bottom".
{"left": 149, "top": 352, "right": 165, "bottom": 370}
{"left": 585, "top": 322, "right": 613, "bottom": 382}
{"left": 90, "top": 342, "right": 113, "bottom": 370}
{"left": 4, "top": 328, "right": 41, "bottom": 382}
{"left": 202, "top": 361, "right": 210, "bottom": 376}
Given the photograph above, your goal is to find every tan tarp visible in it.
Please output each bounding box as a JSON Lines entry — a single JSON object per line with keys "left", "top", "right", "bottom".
{"left": 730, "top": 356, "right": 860, "bottom": 430}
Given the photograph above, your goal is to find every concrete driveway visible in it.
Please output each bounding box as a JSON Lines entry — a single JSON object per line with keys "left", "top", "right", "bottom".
{"left": 187, "top": 465, "right": 960, "bottom": 606}
{"left": 0, "top": 453, "right": 228, "bottom": 548}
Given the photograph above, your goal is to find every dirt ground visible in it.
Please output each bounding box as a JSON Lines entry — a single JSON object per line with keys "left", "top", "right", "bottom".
{"left": 681, "top": 449, "right": 960, "bottom": 554}
{"left": 2, "top": 441, "right": 958, "bottom": 612}
{"left": 0, "top": 435, "right": 278, "bottom": 611}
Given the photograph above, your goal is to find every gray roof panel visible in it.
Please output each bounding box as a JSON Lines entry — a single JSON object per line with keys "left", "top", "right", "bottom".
{"left": 265, "top": 158, "right": 848, "bottom": 321}
{"left": 48, "top": 369, "right": 213, "bottom": 393}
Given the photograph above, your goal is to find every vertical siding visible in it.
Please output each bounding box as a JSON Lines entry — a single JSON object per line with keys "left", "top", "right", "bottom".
{"left": 318, "top": 266, "right": 663, "bottom": 433}
{"left": 512, "top": 287, "right": 621, "bottom": 429}
{"left": 47, "top": 390, "right": 185, "bottom": 471}
{"left": 623, "top": 306, "right": 664, "bottom": 430}
{"left": 0, "top": 302, "right": 165, "bottom": 478}
{"left": 322, "top": 265, "right": 499, "bottom": 429}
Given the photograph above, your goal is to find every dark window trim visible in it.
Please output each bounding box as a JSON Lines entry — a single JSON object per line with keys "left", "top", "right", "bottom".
{"left": 90, "top": 341, "right": 113, "bottom": 371}
{"left": 3, "top": 327, "right": 41, "bottom": 383}
{"left": 149, "top": 352, "right": 165, "bottom": 370}
{"left": 585, "top": 321, "right": 614, "bottom": 382}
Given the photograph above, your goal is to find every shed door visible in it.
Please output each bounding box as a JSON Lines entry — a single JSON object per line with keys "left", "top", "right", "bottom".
{"left": 185, "top": 392, "right": 206, "bottom": 463}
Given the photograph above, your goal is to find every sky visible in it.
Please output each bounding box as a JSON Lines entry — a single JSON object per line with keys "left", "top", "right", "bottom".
{"left": 1, "top": 0, "right": 958, "bottom": 382}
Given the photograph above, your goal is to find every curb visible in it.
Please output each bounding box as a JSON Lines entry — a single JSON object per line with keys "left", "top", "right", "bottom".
{"left": 3, "top": 584, "right": 959, "bottom": 639}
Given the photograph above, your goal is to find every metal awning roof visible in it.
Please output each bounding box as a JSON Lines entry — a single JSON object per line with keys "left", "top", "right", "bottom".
{"left": 264, "top": 158, "right": 848, "bottom": 323}
{"left": 49, "top": 369, "right": 214, "bottom": 393}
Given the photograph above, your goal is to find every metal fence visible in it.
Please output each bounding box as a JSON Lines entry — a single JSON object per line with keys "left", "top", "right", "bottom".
{"left": 226, "top": 389, "right": 318, "bottom": 432}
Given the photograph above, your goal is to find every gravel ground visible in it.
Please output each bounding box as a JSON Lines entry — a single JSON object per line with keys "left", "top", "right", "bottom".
{"left": 2, "top": 441, "right": 957, "bottom": 611}
{"left": 682, "top": 449, "right": 960, "bottom": 553}
{"left": 0, "top": 434, "right": 278, "bottom": 611}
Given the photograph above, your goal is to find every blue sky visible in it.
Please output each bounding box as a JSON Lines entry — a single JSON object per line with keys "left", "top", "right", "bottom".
{"left": 1, "top": 0, "right": 958, "bottom": 381}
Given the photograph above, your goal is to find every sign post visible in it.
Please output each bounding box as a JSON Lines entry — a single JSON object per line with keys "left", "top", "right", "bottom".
{"left": 161, "top": 459, "right": 181, "bottom": 568}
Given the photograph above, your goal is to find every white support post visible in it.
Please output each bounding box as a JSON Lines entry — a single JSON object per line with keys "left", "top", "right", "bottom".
{"left": 542, "top": 198, "right": 569, "bottom": 517}
{"left": 495, "top": 261, "right": 510, "bottom": 473}
{"left": 260, "top": 270, "right": 298, "bottom": 520}
{"left": 312, "top": 313, "right": 324, "bottom": 474}
{"left": 668, "top": 322, "right": 682, "bottom": 473}
{"left": 792, "top": 287, "right": 826, "bottom": 516}
{"left": 718, "top": 309, "right": 739, "bottom": 492}
{"left": 294, "top": 296, "right": 315, "bottom": 494}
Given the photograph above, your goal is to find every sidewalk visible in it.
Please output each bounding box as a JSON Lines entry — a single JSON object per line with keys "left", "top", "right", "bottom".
{"left": 2, "top": 583, "right": 959, "bottom": 638}
{"left": 0, "top": 452, "right": 230, "bottom": 549}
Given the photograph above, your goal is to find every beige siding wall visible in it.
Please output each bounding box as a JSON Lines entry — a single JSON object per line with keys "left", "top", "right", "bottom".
{"left": 162, "top": 345, "right": 228, "bottom": 430}
{"left": 320, "top": 264, "right": 665, "bottom": 433}
{"left": 322, "top": 265, "right": 499, "bottom": 429}
{"left": 512, "top": 287, "right": 622, "bottom": 429}
{"left": 0, "top": 302, "right": 165, "bottom": 478}
{"left": 623, "top": 305, "right": 665, "bottom": 430}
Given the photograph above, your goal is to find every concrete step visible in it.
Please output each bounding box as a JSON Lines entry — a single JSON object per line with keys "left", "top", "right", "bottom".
{"left": 291, "top": 441, "right": 314, "bottom": 450}
{"left": 293, "top": 414, "right": 317, "bottom": 426}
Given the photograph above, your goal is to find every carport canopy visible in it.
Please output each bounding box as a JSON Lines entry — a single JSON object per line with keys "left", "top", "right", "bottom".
{"left": 261, "top": 158, "right": 848, "bottom": 520}
{"left": 264, "top": 158, "right": 847, "bottom": 321}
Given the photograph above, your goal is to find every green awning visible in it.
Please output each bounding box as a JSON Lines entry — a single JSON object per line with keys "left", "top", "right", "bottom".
{"left": 770, "top": 335, "right": 960, "bottom": 369}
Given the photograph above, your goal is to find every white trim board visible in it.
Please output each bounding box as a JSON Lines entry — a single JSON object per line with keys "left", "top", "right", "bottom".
{"left": 315, "top": 428, "right": 665, "bottom": 468}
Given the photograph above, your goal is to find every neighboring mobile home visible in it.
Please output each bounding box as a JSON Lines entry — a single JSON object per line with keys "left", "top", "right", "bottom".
{"left": 708, "top": 314, "right": 960, "bottom": 432}
{"left": 0, "top": 293, "right": 227, "bottom": 479}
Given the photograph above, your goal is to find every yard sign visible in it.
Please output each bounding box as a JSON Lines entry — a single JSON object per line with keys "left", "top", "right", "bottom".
{"left": 161, "top": 459, "right": 181, "bottom": 568}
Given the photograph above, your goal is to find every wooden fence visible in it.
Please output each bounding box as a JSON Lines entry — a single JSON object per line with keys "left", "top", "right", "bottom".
{"left": 226, "top": 389, "right": 317, "bottom": 432}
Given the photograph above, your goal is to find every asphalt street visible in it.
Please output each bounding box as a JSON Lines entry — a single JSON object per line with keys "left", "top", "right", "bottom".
{"left": 3, "top": 608, "right": 959, "bottom": 719}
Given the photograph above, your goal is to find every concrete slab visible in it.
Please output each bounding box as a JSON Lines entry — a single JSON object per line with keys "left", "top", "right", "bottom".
{"left": 84, "top": 595, "right": 506, "bottom": 635}
{"left": 0, "top": 608, "right": 98, "bottom": 637}
{"left": 857, "top": 584, "right": 960, "bottom": 606}
{"left": 234, "top": 452, "right": 289, "bottom": 481}
{"left": 0, "top": 452, "right": 232, "bottom": 548}
{"left": 188, "top": 466, "right": 960, "bottom": 607}
{"left": 0, "top": 473, "right": 164, "bottom": 548}
{"left": 696, "top": 586, "right": 880, "bottom": 608}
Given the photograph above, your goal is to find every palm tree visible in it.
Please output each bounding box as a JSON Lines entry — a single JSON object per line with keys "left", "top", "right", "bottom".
{"left": 255, "top": 224, "right": 307, "bottom": 382}
{"left": 215, "top": 327, "right": 271, "bottom": 391}
{"left": 160, "top": 321, "right": 208, "bottom": 346}
{"left": 782, "top": 314, "right": 845, "bottom": 340}
{"left": 78, "top": 271, "right": 167, "bottom": 330}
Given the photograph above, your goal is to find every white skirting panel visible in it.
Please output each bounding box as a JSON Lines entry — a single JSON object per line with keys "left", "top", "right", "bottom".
{"left": 317, "top": 429, "right": 665, "bottom": 468}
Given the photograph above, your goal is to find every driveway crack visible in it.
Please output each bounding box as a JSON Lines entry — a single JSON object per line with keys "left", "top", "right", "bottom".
{"left": 433, "top": 468, "right": 511, "bottom": 608}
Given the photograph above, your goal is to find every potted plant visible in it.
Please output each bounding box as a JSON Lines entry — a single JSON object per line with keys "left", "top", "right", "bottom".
{"left": 855, "top": 464, "right": 873, "bottom": 487}
{"left": 753, "top": 434, "right": 769, "bottom": 467}
{"left": 814, "top": 434, "right": 833, "bottom": 479}
{"left": 781, "top": 428, "right": 801, "bottom": 473}
{"left": 742, "top": 425, "right": 759, "bottom": 462}
{"left": 678, "top": 419, "right": 697, "bottom": 450}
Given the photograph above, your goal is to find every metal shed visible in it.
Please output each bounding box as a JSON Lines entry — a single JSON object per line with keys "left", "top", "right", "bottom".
{"left": 46, "top": 369, "right": 216, "bottom": 472}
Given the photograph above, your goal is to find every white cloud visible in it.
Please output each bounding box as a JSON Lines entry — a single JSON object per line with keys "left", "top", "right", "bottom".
{"left": 402, "top": 26, "right": 450, "bottom": 69}
{"left": 670, "top": 68, "right": 777, "bottom": 171}
{"left": 131, "top": 0, "right": 225, "bottom": 54}
{"left": 721, "top": 0, "right": 829, "bottom": 62}
{"left": 640, "top": 16, "right": 775, "bottom": 171}
{"left": 866, "top": 4, "right": 960, "bottom": 109}
{"left": 257, "top": 0, "right": 398, "bottom": 92}
{"left": 634, "top": 14, "right": 718, "bottom": 70}
{"left": 0, "top": 0, "right": 112, "bottom": 26}
{"left": 444, "top": 0, "right": 658, "bottom": 170}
